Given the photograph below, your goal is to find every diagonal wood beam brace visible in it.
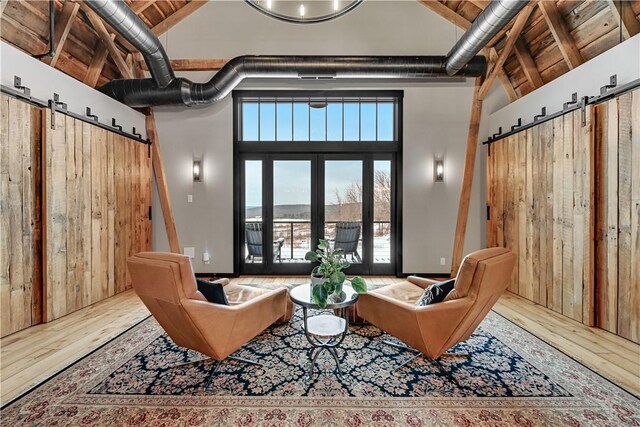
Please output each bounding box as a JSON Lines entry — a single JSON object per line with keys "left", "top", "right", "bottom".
{"left": 42, "top": 1, "right": 80, "bottom": 68}
{"left": 538, "top": 0, "right": 583, "bottom": 70}
{"left": 478, "top": 3, "right": 535, "bottom": 100}
{"left": 514, "top": 38, "right": 543, "bottom": 90}
{"left": 145, "top": 112, "right": 180, "bottom": 254}
{"left": 83, "top": 34, "right": 115, "bottom": 87}
{"left": 451, "top": 78, "right": 484, "bottom": 275}
{"left": 418, "top": 0, "right": 518, "bottom": 101}
{"left": 152, "top": 0, "right": 208, "bottom": 36}
{"left": 82, "top": 6, "right": 134, "bottom": 79}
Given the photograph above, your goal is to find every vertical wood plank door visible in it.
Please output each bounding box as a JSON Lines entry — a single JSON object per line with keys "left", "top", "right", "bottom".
{"left": 43, "top": 113, "right": 152, "bottom": 322}
{"left": 595, "top": 89, "right": 640, "bottom": 344}
{"left": 0, "top": 95, "right": 42, "bottom": 337}
{"left": 486, "top": 107, "right": 595, "bottom": 326}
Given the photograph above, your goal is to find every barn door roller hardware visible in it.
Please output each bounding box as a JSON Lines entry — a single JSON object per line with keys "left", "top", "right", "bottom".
{"left": 482, "top": 75, "right": 640, "bottom": 145}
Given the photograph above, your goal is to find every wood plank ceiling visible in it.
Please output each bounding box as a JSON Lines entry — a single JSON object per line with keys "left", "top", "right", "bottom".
{"left": 1, "top": 0, "right": 639, "bottom": 101}
{"left": 0, "top": 0, "right": 207, "bottom": 88}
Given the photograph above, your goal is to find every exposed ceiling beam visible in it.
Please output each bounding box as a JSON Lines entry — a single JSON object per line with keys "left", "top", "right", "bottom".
{"left": 538, "top": 0, "right": 583, "bottom": 70}
{"left": 514, "top": 38, "right": 543, "bottom": 90}
{"left": 130, "top": 0, "right": 155, "bottom": 15}
{"left": 152, "top": 0, "right": 208, "bottom": 36}
{"left": 84, "top": 34, "right": 115, "bottom": 87}
{"left": 83, "top": 7, "right": 134, "bottom": 79}
{"left": 607, "top": 0, "right": 640, "bottom": 39}
{"left": 489, "top": 49, "right": 518, "bottom": 102}
{"left": 418, "top": 0, "right": 474, "bottom": 31}
{"left": 43, "top": 1, "right": 80, "bottom": 68}
{"left": 478, "top": 4, "right": 535, "bottom": 99}
{"left": 136, "top": 58, "right": 230, "bottom": 71}
{"left": 417, "top": 0, "right": 517, "bottom": 100}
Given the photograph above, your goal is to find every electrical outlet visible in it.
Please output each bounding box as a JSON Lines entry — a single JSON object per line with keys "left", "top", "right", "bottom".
{"left": 440, "top": 257, "right": 446, "bottom": 266}
{"left": 203, "top": 252, "right": 211, "bottom": 264}
{"left": 183, "top": 247, "right": 195, "bottom": 259}
{"left": 187, "top": 194, "right": 193, "bottom": 203}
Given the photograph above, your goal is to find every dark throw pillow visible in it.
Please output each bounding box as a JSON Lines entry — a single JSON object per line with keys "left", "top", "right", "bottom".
{"left": 416, "top": 279, "right": 456, "bottom": 306}
{"left": 196, "top": 279, "right": 229, "bottom": 305}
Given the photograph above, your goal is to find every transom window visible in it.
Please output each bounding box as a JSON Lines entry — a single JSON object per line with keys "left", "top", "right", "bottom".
{"left": 238, "top": 96, "right": 398, "bottom": 142}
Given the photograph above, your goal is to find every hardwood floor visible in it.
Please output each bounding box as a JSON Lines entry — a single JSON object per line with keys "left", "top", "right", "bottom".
{"left": 1, "top": 277, "right": 638, "bottom": 406}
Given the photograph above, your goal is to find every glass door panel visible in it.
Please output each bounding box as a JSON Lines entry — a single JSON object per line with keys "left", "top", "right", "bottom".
{"left": 244, "top": 160, "right": 263, "bottom": 264}
{"left": 373, "top": 160, "right": 391, "bottom": 264}
{"left": 273, "top": 160, "right": 312, "bottom": 264}
{"left": 324, "top": 160, "right": 363, "bottom": 264}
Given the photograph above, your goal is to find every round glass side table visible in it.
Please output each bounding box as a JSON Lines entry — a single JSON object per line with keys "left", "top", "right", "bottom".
{"left": 289, "top": 283, "right": 359, "bottom": 378}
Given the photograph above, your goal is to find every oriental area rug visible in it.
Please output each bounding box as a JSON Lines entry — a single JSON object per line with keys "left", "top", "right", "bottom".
{"left": 1, "top": 309, "right": 638, "bottom": 426}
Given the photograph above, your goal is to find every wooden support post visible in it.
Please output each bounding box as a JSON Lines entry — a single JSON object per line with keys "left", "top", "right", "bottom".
{"left": 607, "top": 0, "right": 640, "bottom": 39}
{"left": 451, "top": 78, "right": 483, "bottom": 275}
{"left": 145, "top": 112, "right": 180, "bottom": 253}
{"left": 42, "top": 1, "right": 80, "bottom": 68}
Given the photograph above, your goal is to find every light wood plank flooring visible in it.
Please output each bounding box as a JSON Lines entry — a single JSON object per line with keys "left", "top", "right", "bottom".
{"left": 1, "top": 277, "right": 638, "bottom": 406}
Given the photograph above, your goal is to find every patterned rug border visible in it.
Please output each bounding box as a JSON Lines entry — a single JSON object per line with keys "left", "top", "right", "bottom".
{"left": 0, "top": 314, "right": 152, "bottom": 411}
{"left": 3, "top": 307, "right": 639, "bottom": 412}
{"left": 491, "top": 310, "right": 640, "bottom": 402}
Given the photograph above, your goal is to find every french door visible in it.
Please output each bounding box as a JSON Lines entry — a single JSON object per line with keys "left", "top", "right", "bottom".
{"left": 237, "top": 153, "right": 397, "bottom": 275}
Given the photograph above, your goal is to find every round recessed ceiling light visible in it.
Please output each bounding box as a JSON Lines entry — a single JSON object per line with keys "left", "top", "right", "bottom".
{"left": 245, "top": 0, "right": 364, "bottom": 24}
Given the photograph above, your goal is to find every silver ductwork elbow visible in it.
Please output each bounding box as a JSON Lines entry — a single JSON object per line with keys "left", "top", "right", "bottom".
{"left": 445, "top": 0, "right": 529, "bottom": 76}
{"left": 84, "top": 0, "right": 175, "bottom": 87}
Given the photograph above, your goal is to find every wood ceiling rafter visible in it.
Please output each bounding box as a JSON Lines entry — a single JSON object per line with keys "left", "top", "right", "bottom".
{"left": 42, "top": 1, "right": 80, "bottom": 67}
{"left": 82, "top": 5, "right": 134, "bottom": 79}
{"left": 417, "top": 0, "right": 518, "bottom": 101}
{"left": 0, "top": 0, "right": 207, "bottom": 87}
{"left": 478, "top": 3, "right": 535, "bottom": 100}
{"left": 607, "top": 0, "right": 640, "bottom": 39}
{"left": 538, "top": 0, "right": 584, "bottom": 70}
{"left": 1, "top": 1, "right": 639, "bottom": 102}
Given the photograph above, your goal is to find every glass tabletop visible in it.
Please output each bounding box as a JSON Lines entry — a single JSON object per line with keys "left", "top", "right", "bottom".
{"left": 289, "top": 283, "right": 359, "bottom": 309}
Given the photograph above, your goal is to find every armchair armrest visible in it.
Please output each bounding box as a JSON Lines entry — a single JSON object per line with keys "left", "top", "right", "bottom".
{"left": 212, "top": 277, "right": 230, "bottom": 286}
{"left": 183, "top": 287, "right": 289, "bottom": 360}
{"left": 407, "top": 275, "right": 446, "bottom": 289}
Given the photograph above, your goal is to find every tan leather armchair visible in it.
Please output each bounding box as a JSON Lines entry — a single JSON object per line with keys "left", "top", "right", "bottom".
{"left": 357, "top": 247, "right": 516, "bottom": 361}
{"left": 127, "top": 252, "right": 292, "bottom": 361}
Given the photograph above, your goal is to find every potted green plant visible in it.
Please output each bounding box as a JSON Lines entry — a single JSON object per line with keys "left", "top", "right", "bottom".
{"left": 305, "top": 239, "right": 367, "bottom": 308}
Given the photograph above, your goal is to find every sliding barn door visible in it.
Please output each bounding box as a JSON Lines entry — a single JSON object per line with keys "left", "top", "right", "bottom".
{"left": 0, "top": 95, "right": 42, "bottom": 337}
{"left": 486, "top": 107, "right": 595, "bottom": 325}
{"left": 43, "top": 111, "right": 152, "bottom": 322}
{"left": 595, "top": 89, "right": 640, "bottom": 344}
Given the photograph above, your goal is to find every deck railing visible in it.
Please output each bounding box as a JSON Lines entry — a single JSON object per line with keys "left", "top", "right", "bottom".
{"left": 245, "top": 220, "right": 391, "bottom": 261}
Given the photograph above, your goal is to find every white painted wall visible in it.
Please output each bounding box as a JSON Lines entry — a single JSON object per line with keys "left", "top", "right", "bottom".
{"left": 0, "top": 41, "right": 147, "bottom": 139}
{"left": 151, "top": 0, "right": 488, "bottom": 274}
{"left": 484, "top": 34, "right": 640, "bottom": 141}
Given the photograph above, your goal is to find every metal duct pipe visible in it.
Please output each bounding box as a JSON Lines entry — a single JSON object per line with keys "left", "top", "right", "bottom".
{"left": 84, "top": 0, "right": 175, "bottom": 87}
{"left": 98, "top": 55, "right": 487, "bottom": 107}
{"left": 87, "top": 0, "right": 487, "bottom": 107}
{"left": 445, "top": 0, "right": 529, "bottom": 76}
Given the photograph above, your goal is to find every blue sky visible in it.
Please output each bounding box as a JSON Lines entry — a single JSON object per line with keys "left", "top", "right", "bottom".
{"left": 242, "top": 101, "right": 394, "bottom": 142}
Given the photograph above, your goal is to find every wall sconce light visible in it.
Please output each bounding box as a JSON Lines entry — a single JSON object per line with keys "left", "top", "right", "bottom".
{"left": 193, "top": 159, "right": 202, "bottom": 182}
{"left": 434, "top": 158, "right": 444, "bottom": 182}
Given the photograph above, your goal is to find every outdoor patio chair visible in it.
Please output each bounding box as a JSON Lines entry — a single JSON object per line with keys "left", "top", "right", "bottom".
{"left": 334, "top": 222, "right": 362, "bottom": 263}
{"left": 245, "top": 223, "right": 285, "bottom": 263}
